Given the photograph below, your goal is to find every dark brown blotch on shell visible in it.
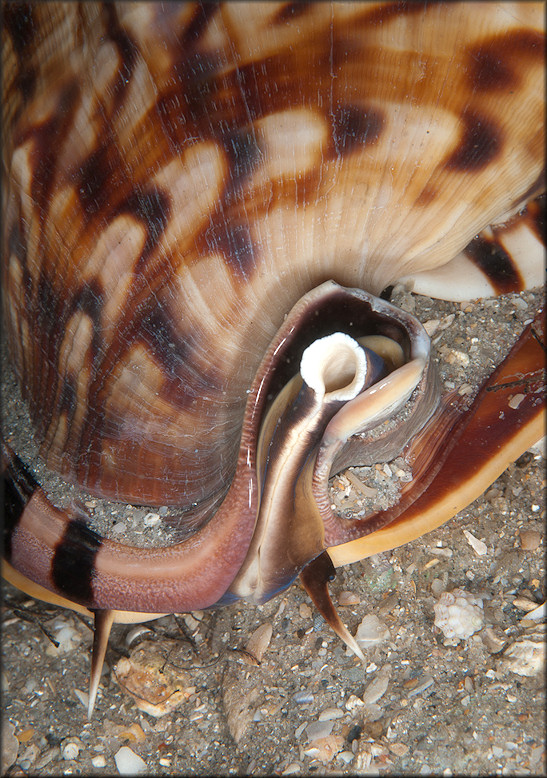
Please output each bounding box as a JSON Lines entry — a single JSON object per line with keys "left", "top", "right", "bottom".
{"left": 140, "top": 305, "right": 188, "bottom": 383}
{"left": 73, "top": 281, "right": 104, "bottom": 324}
{"left": 7, "top": 221, "right": 27, "bottom": 265}
{"left": 23, "top": 80, "right": 81, "bottom": 215}
{"left": 3, "top": 2, "right": 38, "bottom": 102}
{"left": 101, "top": 2, "right": 138, "bottom": 104}
{"left": 468, "top": 29, "right": 544, "bottom": 92}
{"left": 273, "top": 2, "right": 313, "bottom": 25}
{"left": 360, "top": 1, "right": 446, "bottom": 27}
{"left": 72, "top": 281, "right": 104, "bottom": 365}
{"left": 168, "top": 51, "right": 228, "bottom": 131}
{"left": 201, "top": 218, "right": 257, "bottom": 280}
{"left": 3, "top": 2, "right": 37, "bottom": 57}
{"left": 181, "top": 1, "right": 220, "bottom": 46}
{"left": 468, "top": 45, "right": 515, "bottom": 92}
{"left": 77, "top": 140, "right": 126, "bottom": 220}
{"left": 35, "top": 269, "right": 63, "bottom": 390}
{"left": 116, "top": 187, "right": 171, "bottom": 268}
{"left": 36, "top": 271, "right": 59, "bottom": 332}
{"left": 221, "top": 128, "right": 264, "bottom": 204}
{"left": 139, "top": 306, "right": 223, "bottom": 410}
{"left": 58, "top": 377, "right": 78, "bottom": 426}
{"left": 464, "top": 235, "right": 523, "bottom": 296}
{"left": 331, "top": 105, "right": 384, "bottom": 157}
{"left": 445, "top": 110, "right": 501, "bottom": 171}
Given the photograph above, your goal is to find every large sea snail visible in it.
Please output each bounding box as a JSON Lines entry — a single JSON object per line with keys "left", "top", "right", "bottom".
{"left": 2, "top": 1, "right": 545, "bottom": 717}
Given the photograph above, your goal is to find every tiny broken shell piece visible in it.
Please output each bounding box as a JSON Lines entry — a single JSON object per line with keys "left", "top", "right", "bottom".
{"left": 508, "top": 393, "right": 526, "bottom": 410}
{"left": 338, "top": 590, "right": 361, "bottom": 606}
{"left": 463, "top": 529, "right": 488, "bottom": 556}
{"left": 503, "top": 638, "right": 545, "bottom": 677}
{"left": 303, "top": 734, "right": 345, "bottom": 764}
{"left": 481, "top": 627, "right": 507, "bottom": 654}
{"left": 114, "top": 747, "right": 147, "bottom": 776}
{"left": 361, "top": 664, "right": 392, "bottom": 704}
{"left": 125, "top": 624, "right": 156, "bottom": 649}
{"left": 520, "top": 602, "right": 546, "bottom": 621}
{"left": 518, "top": 529, "right": 542, "bottom": 551}
{"left": 113, "top": 639, "right": 195, "bottom": 717}
{"left": 244, "top": 623, "right": 273, "bottom": 664}
{"left": 0, "top": 720, "right": 19, "bottom": 774}
{"left": 512, "top": 597, "right": 542, "bottom": 613}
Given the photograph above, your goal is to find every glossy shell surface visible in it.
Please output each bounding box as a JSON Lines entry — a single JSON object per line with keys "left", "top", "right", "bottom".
{"left": 4, "top": 1, "right": 543, "bottom": 503}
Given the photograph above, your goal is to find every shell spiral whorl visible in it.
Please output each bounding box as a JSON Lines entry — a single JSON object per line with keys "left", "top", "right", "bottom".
{"left": 3, "top": 1, "right": 544, "bottom": 505}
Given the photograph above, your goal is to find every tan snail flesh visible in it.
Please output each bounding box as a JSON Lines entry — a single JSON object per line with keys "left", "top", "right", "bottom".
{"left": 2, "top": 2, "right": 545, "bottom": 717}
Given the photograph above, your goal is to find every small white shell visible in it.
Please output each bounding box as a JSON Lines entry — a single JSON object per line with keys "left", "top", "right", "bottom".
{"left": 433, "top": 588, "right": 484, "bottom": 640}
{"left": 354, "top": 614, "right": 390, "bottom": 647}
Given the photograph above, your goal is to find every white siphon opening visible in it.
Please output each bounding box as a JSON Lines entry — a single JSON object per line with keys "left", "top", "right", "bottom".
{"left": 300, "top": 332, "right": 368, "bottom": 400}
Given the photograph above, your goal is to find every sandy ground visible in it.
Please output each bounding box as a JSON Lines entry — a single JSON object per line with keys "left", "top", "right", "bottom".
{"left": 2, "top": 287, "right": 545, "bottom": 776}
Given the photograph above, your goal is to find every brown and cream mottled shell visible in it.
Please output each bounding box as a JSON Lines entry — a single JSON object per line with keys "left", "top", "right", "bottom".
{"left": 3, "top": 2, "right": 544, "bottom": 507}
